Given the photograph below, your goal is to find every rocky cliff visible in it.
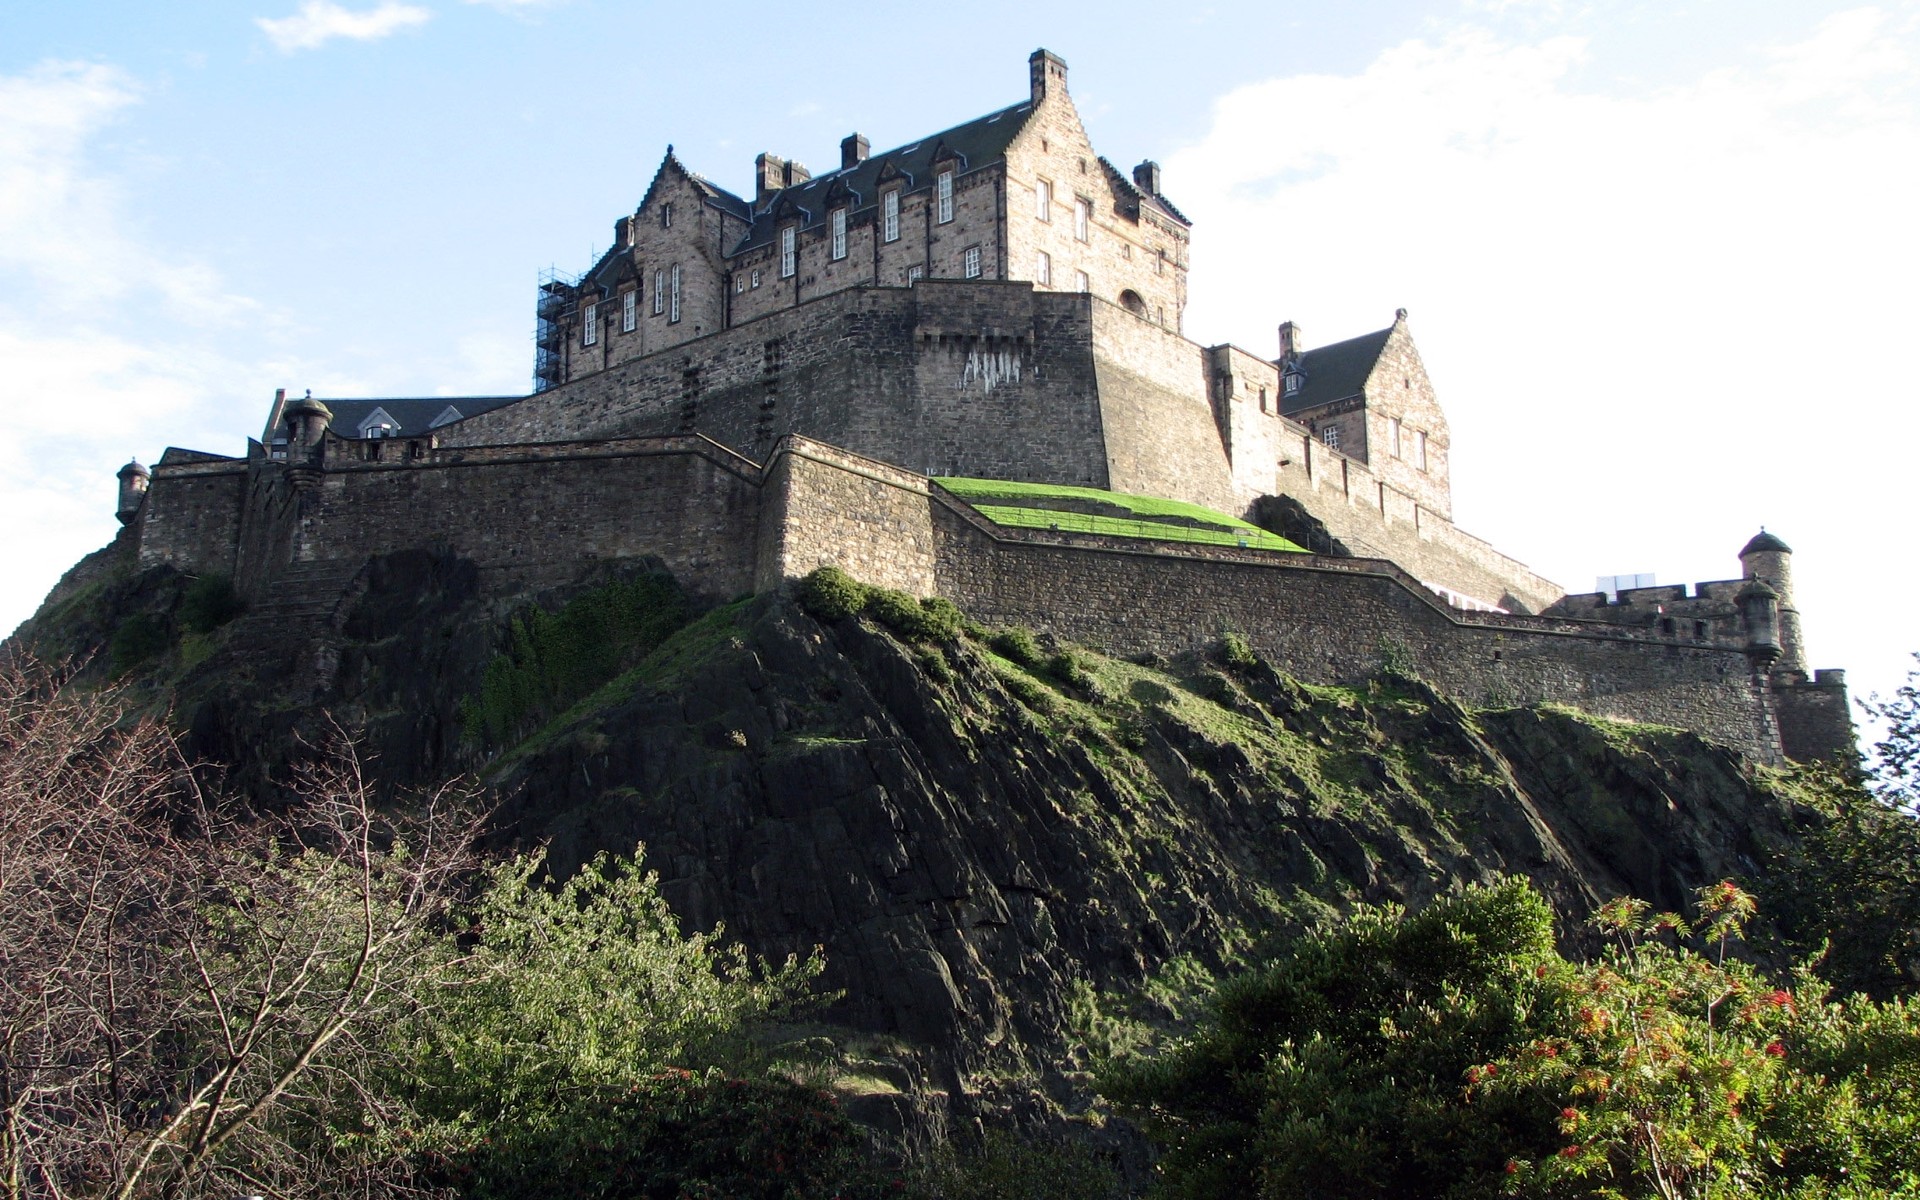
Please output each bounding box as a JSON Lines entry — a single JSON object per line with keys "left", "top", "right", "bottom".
{"left": 11, "top": 545, "right": 1808, "bottom": 1145}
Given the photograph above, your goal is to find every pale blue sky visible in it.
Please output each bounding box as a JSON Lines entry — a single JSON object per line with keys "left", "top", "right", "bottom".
{"left": 4, "top": 0, "right": 1917, "bottom": 719}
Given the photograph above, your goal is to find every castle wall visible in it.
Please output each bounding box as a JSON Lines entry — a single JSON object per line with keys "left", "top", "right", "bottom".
{"left": 288, "top": 438, "right": 763, "bottom": 601}
{"left": 136, "top": 457, "right": 247, "bottom": 579}
{"left": 756, "top": 439, "right": 936, "bottom": 596}
{"left": 1269, "top": 429, "right": 1562, "bottom": 614}
{"left": 925, "top": 502, "right": 1777, "bottom": 760}
{"left": 1774, "top": 673, "right": 1854, "bottom": 763}
{"left": 446, "top": 281, "right": 1115, "bottom": 489}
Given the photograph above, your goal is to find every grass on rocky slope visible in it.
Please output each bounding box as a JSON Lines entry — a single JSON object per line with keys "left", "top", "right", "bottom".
{"left": 935, "top": 477, "right": 1306, "bottom": 553}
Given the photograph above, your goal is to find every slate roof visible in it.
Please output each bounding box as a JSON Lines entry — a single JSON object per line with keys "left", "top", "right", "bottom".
{"left": 312, "top": 396, "right": 523, "bottom": 440}
{"left": 1741, "top": 530, "right": 1793, "bottom": 556}
{"left": 730, "top": 99, "right": 1036, "bottom": 253}
{"left": 1279, "top": 326, "right": 1394, "bottom": 416}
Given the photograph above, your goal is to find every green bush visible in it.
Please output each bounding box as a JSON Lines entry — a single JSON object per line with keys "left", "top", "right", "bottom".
{"left": 464, "top": 573, "right": 689, "bottom": 746}
{"left": 1047, "top": 650, "right": 1093, "bottom": 692}
{"left": 991, "top": 626, "right": 1044, "bottom": 669}
{"left": 108, "top": 613, "right": 169, "bottom": 675}
{"left": 1219, "top": 630, "right": 1257, "bottom": 671}
{"left": 1003, "top": 672, "right": 1054, "bottom": 713}
{"left": 438, "top": 1070, "right": 875, "bottom": 1200}
{"left": 906, "top": 1130, "right": 1123, "bottom": 1200}
{"left": 798, "top": 566, "right": 870, "bottom": 621}
{"left": 1101, "top": 878, "right": 1920, "bottom": 1200}
{"left": 180, "top": 573, "right": 244, "bottom": 634}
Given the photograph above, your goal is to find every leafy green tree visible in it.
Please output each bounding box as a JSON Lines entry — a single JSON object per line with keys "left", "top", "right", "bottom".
{"left": 399, "top": 848, "right": 833, "bottom": 1198}
{"left": 1101, "top": 880, "right": 1920, "bottom": 1200}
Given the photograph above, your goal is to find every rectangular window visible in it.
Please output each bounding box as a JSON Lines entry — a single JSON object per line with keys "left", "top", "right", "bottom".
{"left": 1073, "top": 197, "right": 1090, "bottom": 242}
{"left": 1320, "top": 424, "right": 1340, "bottom": 450}
{"left": 653, "top": 270, "right": 664, "bottom": 314}
{"left": 1074, "top": 269, "right": 1089, "bottom": 293}
{"left": 963, "top": 245, "right": 981, "bottom": 278}
{"left": 1156, "top": 249, "right": 1165, "bottom": 274}
{"left": 582, "top": 301, "right": 597, "bottom": 346}
{"left": 1389, "top": 417, "right": 1403, "bottom": 458}
{"left": 906, "top": 265, "right": 923, "bottom": 285}
{"left": 780, "top": 226, "right": 796, "bottom": 277}
{"left": 751, "top": 268, "right": 761, "bottom": 288}
{"left": 734, "top": 276, "right": 744, "bottom": 294}
{"left": 1036, "top": 250, "right": 1051, "bottom": 286}
{"left": 1036, "top": 178, "right": 1051, "bottom": 221}
{"left": 622, "top": 290, "right": 636, "bottom": 332}
{"left": 1415, "top": 430, "right": 1428, "bottom": 471}
{"left": 883, "top": 191, "right": 900, "bottom": 242}
{"left": 661, "top": 202, "right": 672, "bottom": 229}
{"left": 937, "top": 170, "right": 953, "bottom": 223}
{"left": 669, "top": 264, "right": 681, "bottom": 322}
{"left": 830, "top": 209, "right": 847, "bottom": 260}
{"left": 1258, "top": 386, "right": 1269, "bottom": 414}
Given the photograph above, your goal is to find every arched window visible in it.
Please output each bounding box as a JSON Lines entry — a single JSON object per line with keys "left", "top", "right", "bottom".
{"left": 1118, "top": 289, "right": 1148, "bottom": 317}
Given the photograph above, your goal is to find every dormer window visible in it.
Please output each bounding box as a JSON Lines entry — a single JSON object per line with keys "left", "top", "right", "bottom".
{"left": 358, "top": 407, "right": 399, "bottom": 438}
{"left": 583, "top": 301, "right": 598, "bottom": 346}
{"left": 1283, "top": 365, "right": 1303, "bottom": 396}
{"left": 780, "top": 226, "right": 797, "bottom": 277}
{"left": 830, "top": 209, "right": 847, "bottom": 260}
{"left": 936, "top": 170, "right": 954, "bottom": 223}
{"left": 883, "top": 190, "right": 900, "bottom": 242}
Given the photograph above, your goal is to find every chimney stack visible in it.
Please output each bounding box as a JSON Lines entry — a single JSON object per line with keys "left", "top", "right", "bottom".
{"left": 754, "top": 153, "right": 810, "bottom": 204}
{"left": 1278, "top": 321, "right": 1305, "bottom": 363}
{"left": 1132, "top": 161, "right": 1161, "bottom": 195}
{"left": 1029, "top": 48, "right": 1068, "bottom": 104}
{"left": 841, "top": 133, "right": 870, "bottom": 170}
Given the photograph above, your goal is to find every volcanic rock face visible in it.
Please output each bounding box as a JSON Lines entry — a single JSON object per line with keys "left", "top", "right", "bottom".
{"left": 13, "top": 549, "right": 1800, "bottom": 1134}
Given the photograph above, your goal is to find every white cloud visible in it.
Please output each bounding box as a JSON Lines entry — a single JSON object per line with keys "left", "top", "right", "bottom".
{"left": 0, "top": 61, "right": 277, "bottom": 637}
{"left": 461, "top": 0, "right": 563, "bottom": 10}
{"left": 1169, "top": 7, "right": 1920, "bottom": 703}
{"left": 256, "top": 1, "right": 432, "bottom": 53}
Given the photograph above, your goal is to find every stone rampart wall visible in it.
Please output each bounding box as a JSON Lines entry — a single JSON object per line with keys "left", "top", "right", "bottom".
{"left": 289, "top": 440, "right": 764, "bottom": 601}
{"left": 137, "top": 459, "right": 247, "bottom": 579}
{"left": 925, "top": 499, "right": 1776, "bottom": 760}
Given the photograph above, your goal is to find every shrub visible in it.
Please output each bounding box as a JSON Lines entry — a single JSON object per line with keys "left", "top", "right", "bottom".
{"left": 108, "top": 613, "right": 169, "bottom": 675}
{"left": 991, "top": 626, "right": 1044, "bottom": 669}
{"left": 180, "top": 573, "right": 244, "bottom": 634}
{"left": 464, "top": 573, "right": 690, "bottom": 746}
{"left": 1219, "top": 630, "right": 1257, "bottom": 671}
{"left": 1048, "top": 650, "right": 1093, "bottom": 692}
{"left": 798, "top": 566, "right": 870, "bottom": 621}
{"left": 917, "top": 596, "right": 966, "bottom": 642}
{"left": 1003, "top": 672, "right": 1055, "bottom": 713}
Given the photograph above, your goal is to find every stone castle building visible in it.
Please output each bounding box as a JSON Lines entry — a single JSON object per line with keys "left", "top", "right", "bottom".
{"left": 100, "top": 50, "right": 1851, "bottom": 765}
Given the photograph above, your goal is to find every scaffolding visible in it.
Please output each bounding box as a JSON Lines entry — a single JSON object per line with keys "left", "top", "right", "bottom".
{"left": 533, "top": 267, "right": 579, "bottom": 393}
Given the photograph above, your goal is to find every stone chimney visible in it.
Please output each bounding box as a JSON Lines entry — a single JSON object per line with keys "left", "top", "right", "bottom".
{"left": 1030, "top": 48, "right": 1068, "bottom": 105}
{"left": 1278, "top": 321, "right": 1305, "bottom": 363}
{"left": 614, "top": 215, "right": 634, "bottom": 248}
{"left": 1132, "top": 161, "right": 1161, "bottom": 195}
{"left": 841, "top": 133, "right": 870, "bottom": 170}
{"left": 754, "top": 153, "right": 811, "bottom": 205}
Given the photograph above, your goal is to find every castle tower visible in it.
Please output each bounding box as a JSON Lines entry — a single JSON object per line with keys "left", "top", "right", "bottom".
{"left": 115, "top": 459, "right": 149, "bottom": 525}
{"left": 1739, "top": 530, "right": 1807, "bottom": 675}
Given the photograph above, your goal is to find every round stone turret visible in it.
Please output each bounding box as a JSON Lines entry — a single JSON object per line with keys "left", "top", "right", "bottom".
{"left": 1738, "top": 529, "right": 1805, "bottom": 674}
{"left": 1736, "top": 578, "right": 1781, "bottom": 670}
{"left": 115, "top": 459, "right": 149, "bottom": 525}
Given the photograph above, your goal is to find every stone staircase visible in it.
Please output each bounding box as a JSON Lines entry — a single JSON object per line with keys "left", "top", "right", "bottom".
{"left": 209, "top": 559, "right": 368, "bottom": 698}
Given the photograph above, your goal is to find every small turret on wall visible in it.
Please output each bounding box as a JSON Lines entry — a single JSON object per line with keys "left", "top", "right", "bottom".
{"left": 1739, "top": 530, "right": 1806, "bottom": 675}
{"left": 281, "top": 392, "right": 333, "bottom": 489}
{"left": 116, "top": 459, "right": 149, "bottom": 525}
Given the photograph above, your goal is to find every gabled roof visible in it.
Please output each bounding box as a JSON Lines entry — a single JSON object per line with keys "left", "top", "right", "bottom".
{"left": 731, "top": 99, "right": 1035, "bottom": 253}
{"left": 312, "top": 396, "right": 523, "bottom": 440}
{"left": 1280, "top": 326, "right": 1395, "bottom": 416}
{"left": 1097, "top": 156, "right": 1190, "bottom": 226}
